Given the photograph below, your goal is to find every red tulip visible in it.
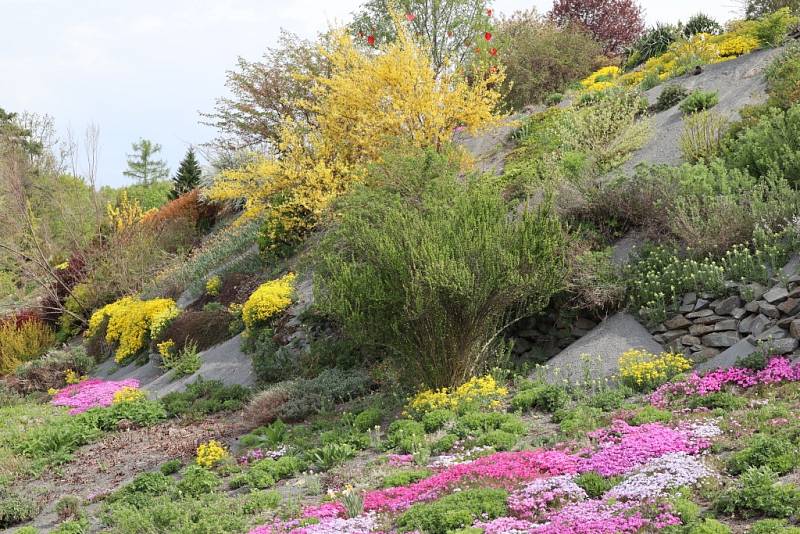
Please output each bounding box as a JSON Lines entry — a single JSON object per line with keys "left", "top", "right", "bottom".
{"left": 484, "top": 32, "right": 492, "bottom": 41}
{"left": 405, "top": 12, "right": 416, "bottom": 21}
{"left": 367, "top": 34, "right": 375, "bottom": 46}
{"left": 489, "top": 47, "right": 497, "bottom": 56}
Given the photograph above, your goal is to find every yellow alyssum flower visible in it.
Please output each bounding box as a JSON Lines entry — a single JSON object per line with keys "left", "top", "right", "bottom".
{"left": 64, "top": 369, "right": 87, "bottom": 384}
{"left": 196, "top": 440, "right": 228, "bottom": 468}
{"left": 618, "top": 349, "right": 692, "bottom": 391}
{"left": 407, "top": 374, "right": 508, "bottom": 415}
{"left": 205, "top": 275, "right": 222, "bottom": 297}
{"left": 242, "top": 273, "right": 296, "bottom": 331}
{"left": 112, "top": 386, "right": 145, "bottom": 404}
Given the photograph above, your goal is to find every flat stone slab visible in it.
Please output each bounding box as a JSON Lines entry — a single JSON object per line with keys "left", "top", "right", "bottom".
{"left": 541, "top": 312, "right": 664, "bottom": 381}
{"left": 696, "top": 338, "right": 759, "bottom": 372}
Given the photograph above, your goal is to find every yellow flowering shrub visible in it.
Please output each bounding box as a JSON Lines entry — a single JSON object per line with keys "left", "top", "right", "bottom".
{"left": 618, "top": 349, "right": 692, "bottom": 392}
{"left": 580, "top": 66, "right": 621, "bottom": 92}
{"left": 205, "top": 275, "right": 222, "bottom": 297}
{"left": 207, "top": 21, "right": 504, "bottom": 254}
{"left": 106, "top": 191, "right": 145, "bottom": 232}
{"left": 406, "top": 374, "right": 509, "bottom": 416}
{"left": 86, "top": 297, "right": 179, "bottom": 363}
{"left": 242, "top": 273, "right": 296, "bottom": 331}
{"left": 64, "top": 369, "right": 87, "bottom": 385}
{"left": 717, "top": 34, "right": 760, "bottom": 57}
{"left": 112, "top": 386, "right": 145, "bottom": 404}
{"left": 196, "top": 440, "right": 228, "bottom": 468}
{"left": 157, "top": 339, "right": 175, "bottom": 358}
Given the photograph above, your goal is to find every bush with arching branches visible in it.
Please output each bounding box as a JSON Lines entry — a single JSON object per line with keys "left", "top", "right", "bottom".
{"left": 549, "top": 0, "right": 645, "bottom": 56}
{"left": 313, "top": 147, "right": 566, "bottom": 388}
{"left": 497, "top": 10, "right": 604, "bottom": 109}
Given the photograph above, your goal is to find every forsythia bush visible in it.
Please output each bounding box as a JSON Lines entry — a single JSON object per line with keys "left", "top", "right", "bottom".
{"left": 0, "top": 320, "right": 55, "bottom": 375}
{"left": 242, "top": 273, "right": 296, "bottom": 331}
{"left": 86, "top": 297, "right": 179, "bottom": 363}
{"left": 407, "top": 375, "right": 509, "bottom": 416}
{"left": 207, "top": 21, "right": 503, "bottom": 255}
{"left": 618, "top": 349, "right": 692, "bottom": 391}
{"left": 196, "top": 440, "right": 228, "bottom": 468}
{"left": 112, "top": 385, "right": 146, "bottom": 404}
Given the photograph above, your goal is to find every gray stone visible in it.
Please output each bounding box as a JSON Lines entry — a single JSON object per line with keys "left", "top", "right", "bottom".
{"left": 694, "top": 314, "right": 725, "bottom": 325}
{"left": 742, "top": 283, "right": 766, "bottom": 301}
{"left": 759, "top": 302, "right": 781, "bottom": 319}
{"left": 751, "top": 314, "right": 773, "bottom": 337}
{"left": 755, "top": 326, "right": 787, "bottom": 341}
{"left": 702, "top": 331, "right": 740, "bottom": 348}
{"left": 575, "top": 317, "right": 598, "bottom": 331}
{"left": 694, "top": 299, "right": 710, "bottom": 311}
{"left": 679, "top": 304, "right": 695, "bottom": 313}
{"left": 664, "top": 315, "right": 692, "bottom": 330}
{"left": 683, "top": 292, "right": 697, "bottom": 306}
{"left": 696, "top": 338, "right": 759, "bottom": 371}
{"left": 662, "top": 330, "right": 689, "bottom": 343}
{"left": 689, "top": 324, "right": 715, "bottom": 336}
{"left": 739, "top": 315, "right": 756, "bottom": 334}
{"left": 790, "top": 319, "right": 800, "bottom": 339}
{"left": 769, "top": 337, "right": 798, "bottom": 354}
{"left": 763, "top": 286, "right": 789, "bottom": 304}
{"left": 777, "top": 297, "right": 800, "bottom": 315}
{"left": 692, "top": 347, "right": 720, "bottom": 363}
{"left": 686, "top": 309, "right": 714, "bottom": 319}
{"left": 713, "top": 296, "right": 741, "bottom": 316}
{"left": 714, "top": 319, "right": 738, "bottom": 331}
{"left": 780, "top": 254, "right": 800, "bottom": 278}
{"left": 542, "top": 313, "right": 664, "bottom": 381}
{"left": 731, "top": 307, "right": 747, "bottom": 320}
{"left": 745, "top": 301, "right": 761, "bottom": 313}
{"left": 681, "top": 335, "right": 702, "bottom": 346}
{"left": 651, "top": 323, "right": 667, "bottom": 334}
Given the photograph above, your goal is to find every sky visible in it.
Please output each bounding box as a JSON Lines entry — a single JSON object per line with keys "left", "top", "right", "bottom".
{"left": 0, "top": 0, "right": 743, "bottom": 187}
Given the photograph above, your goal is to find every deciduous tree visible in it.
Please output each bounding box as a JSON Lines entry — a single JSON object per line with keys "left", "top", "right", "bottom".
{"left": 549, "top": 0, "right": 645, "bottom": 56}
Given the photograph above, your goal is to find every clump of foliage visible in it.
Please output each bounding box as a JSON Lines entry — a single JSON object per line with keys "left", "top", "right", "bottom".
{"left": 396, "top": 488, "right": 508, "bottom": 534}
{"left": 315, "top": 147, "right": 565, "bottom": 387}
{"left": 382, "top": 468, "right": 432, "bottom": 488}
{"left": 0, "top": 489, "right": 38, "bottom": 528}
{"left": 549, "top": 0, "right": 645, "bottom": 55}
{"left": 625, "top": 23, "right": 680, "bottom": 68}
{"left": 765, "top": 43, "right": 800, "bottom": 109}
{"left": 497, "top": 10, "right": 603, "bottom": 108}
{"left": 714, "top": 466, "right": 800, "bottom": 518}
{"left": 155, "top": 309, "right": 234, "bottom": 354}
{"left": 683, "top": 13, "right": 723, "bottom": 37}
{"left": 243, "top": 327, "right": 298, "bottom": 385}
{"left": 727, "top": 434, "right": 800, "bottom": 476}
{"left": 406, "top": 374, "right": 509, "bottom": 415}
{"left": 177, "top": 465, "right": 221, "bottom": 497}
{"left": 680, "top": 90, "right": 720, "bottom": 114}
{"left": 85, "top": 296, "right": 178, "bottom": 363}
{"left": 680, "top": 110, "right": 729, "bottom": 162}
{"left": 0, "top": 318, "right": 55, "bottom": 375}
{"left": 654, "top": 84, "right": 689, "bottom": 112}
{"left": 242, "top": 273, "right": 295, "bottom": 332}
{"left": 511, "top": 383, "right": 568, "bottom": 413}
{"left": 276, "top": 369, "right": 373, "bottom": 422}
{"left": 574, "top": 471, "right": 621, "bottom": 498}
{"left": 618, "top": 349, "right": 693, "bottom": 391}
{"left": 10, "top": 347, "right": 93, "bottom": 394}
{"left": 161, "top": 378, "right": 251, "bottom": 419}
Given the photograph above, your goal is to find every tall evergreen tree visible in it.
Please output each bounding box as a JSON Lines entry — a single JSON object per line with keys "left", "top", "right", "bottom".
{"left": 168, "top": 147, "right": 203, "bottom": 200}
{"left": 123, "top": 138, "right": 169, "bottom": 185}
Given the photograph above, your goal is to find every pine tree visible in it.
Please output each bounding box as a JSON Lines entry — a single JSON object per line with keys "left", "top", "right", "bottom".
{"left": 123, "top": 138, "right": 169, "bottom": 185}
{"left": 168, "top": 147, "right": 202, "bottom": 200}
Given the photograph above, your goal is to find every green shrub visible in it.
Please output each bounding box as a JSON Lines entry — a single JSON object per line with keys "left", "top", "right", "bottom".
{"left": 15, "top": 413, "right": 103, "bottom": 467}
{"left": 724, "top": 106, "right": 800, "bottom": 186}
{"left": 654, "top": 84, "right": 689, "bottom": 112}
{"left": 727, "top": 434, "right": 800, "bottom": 475}
{"left": 714, "top": 466, "right": 800, "bottom": 518}
{"left": 454, "top": 412, "right": 525, "bottom": 438}
{"left": 382, "top": 468, "right": 432, "bottom": 488}
{"left": 554, "top": 405, "right": 605, "bottom": 437}
{"left": 680, "top": 111, "right": 728, "bottom": 162}
{"left": 680, "top": 90, "right": 719, "bottom": 114}
{"left": 160, "top": 339, "right": 201, "bottom": 378}
{"left": 683, "top": 13, "right": 723, "bottom": 37}
{"left": 308, "top": 443, "right": 356, "bottom": 470}
{"left": 354, "top": 407, "right": 383, "bottom": 432}
{"left": 243, "top": 490, "right": 281, "bottom": 514}
{"left": 688, "top": 391, "right": 748, "bottom": 411}
{"left": 0, "top": 489, "right": 37, "bottom": 528}
{"left": 753, "top": 7, "right": 799, "bottom": 47}
{"left": 477, "top": 429, "right": 519, "bottom": 450}
{"left": 497, "top": 12, "right": 603, "bottom": 108}
{"left": 161, "top": 378, "right": 251, "bottom": 419}
{"left": 160, "top": 459, "right": 182, "bottom": 475}
{"left": 545, "top": 92, "right": 564, "bottom": 106}
{"left": 11, "top": 347, "right": 94, "bottom": 395}
{"left": 387, "top": 420, "right": 426, "bottom": 453}
{"left": 766, "top": 43, "right": 800, "bottom": 109}
{"left": 626, "top": 24, "right": 680, "bottom": 68}
{"left": 432, "top": 433, "right": 459, "bottom": 454}
{"left": 736, "top": 350, "right": 770, "bottom": 371}
{"left": 574, "top": 471, "right": 620, "bottom": 498}
{"left": 177, "top": 465, "right": 220, "bottom": 497}
{"left": 746, "top": 0, "right": 800, "bottom": 19}
{"left": 314, "top": 147, "right": 566, "bottom": 387}
{"left": 108, "top": 472, "right": 174, "bottom": 507}
{"left": 53, "top": 518, "right": 89, "bottom": 534}
{"left": 751, "top": 519, "right": 800, "bottom": 534}
{"left": 93, "top": 398, "right": 166, "bottom": 431}
{"left": 421, "top": 409, "right": 455, "bottom": 433}
{"left": 688, "top": 519, "right": 732, "bottom": 534}
{"left": 585, "top": 386, "right": 633, "bottom": 411}
{"left": 511, "top": 384, "right": 568, "bottom": 413}
{"left": 396, "top": 488, "right": 508, "bottom": 534}
{"left": 104, "top": 493, "right": 250, "bottom": 533}
{"left": 277, "top": 369, "right": 373, "bottom": 422}
{"left": 242, "top": 327, "right": 298, "bottom": 385}
{"left": 630, "top": 406, "right": 673, "bottom": 426}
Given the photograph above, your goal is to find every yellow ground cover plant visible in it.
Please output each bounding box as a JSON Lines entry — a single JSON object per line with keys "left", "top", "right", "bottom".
{"left": 242, "top": 273, "right": 296, "bottom": 331}
{"left": 407, "top": 374, "right": 509, "bottom": 415}
{"left": 618, "top": 349, "right": 692, "bottom": 392}
{"left": 196, "top": 440, "right": 228, "bottom": 468}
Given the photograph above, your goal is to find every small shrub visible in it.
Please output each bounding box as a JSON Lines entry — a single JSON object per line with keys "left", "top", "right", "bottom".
{"left": 574, "top": 471, "right": 620, "bottom": 498}
{"left": 0, "top": 319, "right": 55, "bottom": 375}
{"left": 654, "top": 84, "right": 689, "bottom": 112}
{"left": 511, "top": 383, "right": 568, "bottom": 413}
{"left": 205, "top": 275, "right": 222, "bottom": 297}
{"left": 94, "top": 398, "right": 167, "bottom": 431}
{"left": 629, "top": 405, "right": 673, "bottom": 425}
{"left": 680, "top": 90, "right": 719, "bottom": 114}
{"left": 276, "top": 368, "right": 372, "bottom": 422}
{"left": 554, "top": 405, "right": 605, "bottom": 437}
{"left": 432, "top": 433, "right": 459, "bottom": 454}
{"left": 243, "top": 490, "right": 281, "bottom": 514}
{"left": 177, "top": 465, "right": 220, "bottom": 496}
{"left": 387, "top": 420, "right": 426, "bottom": 453}
{"left": 454, "top": 412, "right": 525, "bottom": 438}
{"left": 477, "top": 429, "right": 519, "bottom": 450}
{"left": 688, "top": 391, "right": 748, "bottom": 411}
{"left": 161, "top": 378, "right": 251, "bottom": 419}
{"left": 353, "top": 407, "right": 383, "bottom": 432}
{"left": 396, "top": 488, "right": 508, "bottom": 534}
{"left": 0, "top": 489, "right": 38, "bottom": 528}
{"left": 753, "top": 7, "right": 799, "bottom": 47}
{"left": 242, "top": 328, "right": 297, "bottom": 385}
{"left": 406, "top": 375, "right": 509, "bottom": 416}
{"left": 160, "top": 459, "right": 182, "bottom": 475}
{"left": 107, "top": 472, "right": 174, "bottom": 507}
{"left": 688, "top": 519, "right": 732, "bottom": 534}
{"left": 765, "top": 43, "right": 800, "bottom": 109}
{"left": 154, "top": 309, "right": 233, "bottom": 353}
{"left": 750, "top": 519, "right": 800, "bottom": 534}
{"left": 714, "top": 466, "right": 800, "bottom": 518}
{"left": 382, "top": 468, "right": 432, "bottom": 488}
{"left": 683, "top": 13, "right": 723, "bottom": 37}
{"left": 585, "top": 386, "right": 634, "bottom": 411}
{"left": 626, "top": 23, "right": 679, "bottom": 67}
{"left": 545, "top": 92, "right": 564, "bottom": 106}
{"left": 727, "top": 434, "right": 800, "bottom": 475}
{"left": 680, "top": 110, "right": 728, "bottom": 162}
{"left": 421, "top": 409, "right": 455, "bottom": 433}
{"left": 242, "top": 273, "right": 295, "bottom": 332}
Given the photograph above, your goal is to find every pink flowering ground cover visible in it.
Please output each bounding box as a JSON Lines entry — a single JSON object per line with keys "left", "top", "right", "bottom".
{"left": 51, "top": 378, "right": 140, "bottom": 414}
{"left": 650, "top": 357, "right": 800, "bottom": 407}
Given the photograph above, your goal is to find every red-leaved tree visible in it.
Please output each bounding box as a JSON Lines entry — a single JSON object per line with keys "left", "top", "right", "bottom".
{"left": 549, "top": 0, "right": 645, "bottom": 56}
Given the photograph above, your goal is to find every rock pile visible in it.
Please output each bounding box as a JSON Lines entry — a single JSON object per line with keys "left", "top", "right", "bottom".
{"left": 650, "top": 276, "right": 800, "bottom": 363}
